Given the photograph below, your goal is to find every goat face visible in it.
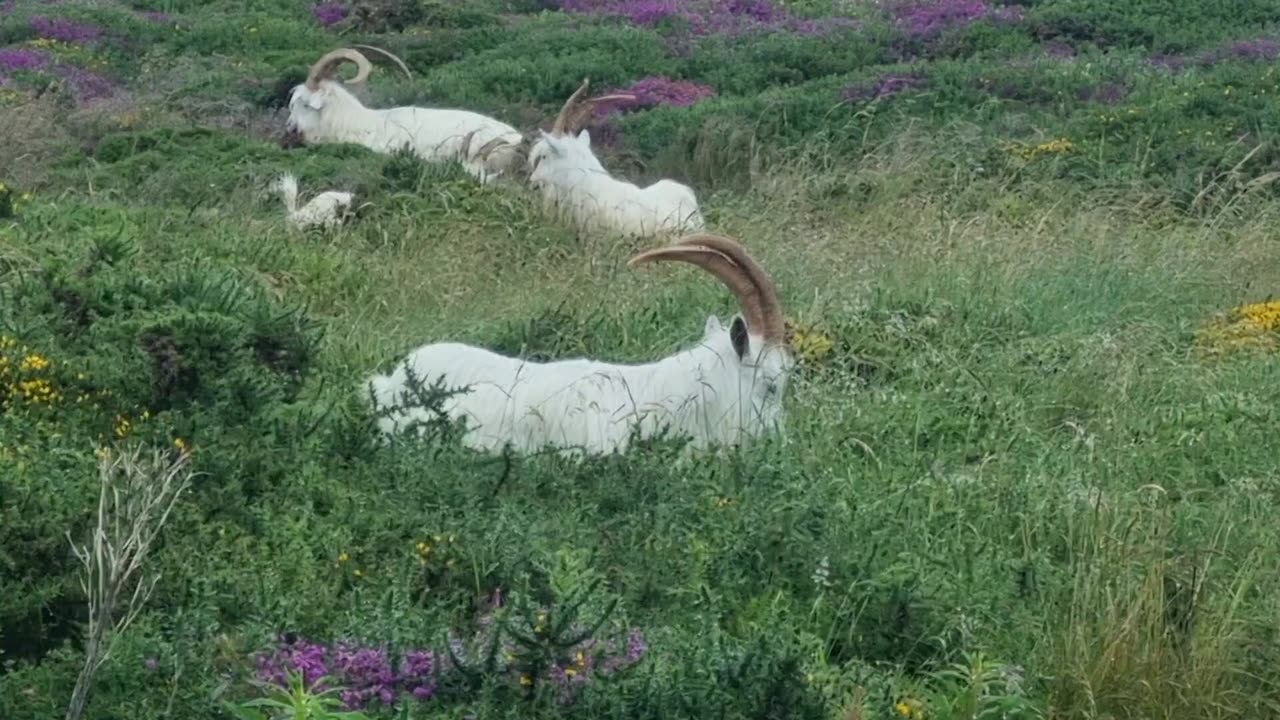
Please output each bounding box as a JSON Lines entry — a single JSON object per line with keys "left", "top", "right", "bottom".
{"left": 527, "top": 129, "right": 602, "bottom": 189}
{"left": 702, "top": 313, "right": 795, "bottom": 436}
{"left": 281, "top": 82, "right": 332, "bottom": 148}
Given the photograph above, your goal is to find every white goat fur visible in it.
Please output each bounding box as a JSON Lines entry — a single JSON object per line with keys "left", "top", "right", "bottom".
{"left": 367, "top": 235, "right": 791, "bottom": 456}
{"left": 276, "top": 173, "right": 353, "bottom": 231}
{"left": 286, "top": 49, "right": 522, "bottom": 183}
{"left": 527, "top": 128, "right": 705, "bottom": 240}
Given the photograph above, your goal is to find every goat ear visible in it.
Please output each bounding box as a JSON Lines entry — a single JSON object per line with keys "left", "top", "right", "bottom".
{"left": 306, "top": 90, "right": 326, "bottom": 111}
{"left": 729, "top": 315, "right": 750, "bottom": 361}
{"left": 577, "top": 128, "right": 591, "bottom": 145}
{"left": 703, "top": 314, "right": 722, "bottom": 336}
{"left": 540, "top": 133, "right": 563, "bottom": 156}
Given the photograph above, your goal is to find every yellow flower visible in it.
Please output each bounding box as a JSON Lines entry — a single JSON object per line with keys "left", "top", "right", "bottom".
{"left": 19, "top": 354, "right": 50, "bottom": 372}
{"left": 564, "top": 667, "right": 577, "bottom": 678}
{"left": 353, "top": 568, "right": 364, "bottom": 578}
{"left": 1194, "top": 300, "right": 1280, "bottom": 356}
{"left": 337, "top": 552, "right": 350, "bottom": 564}
{"left": 895, "top": 698, "right": 925, "bottom": 719}
{"left": 173, "top": 437, "right": 187, "bottom": 451}
{"left": 519, "top": 673, "right": 532, "bottom": 687}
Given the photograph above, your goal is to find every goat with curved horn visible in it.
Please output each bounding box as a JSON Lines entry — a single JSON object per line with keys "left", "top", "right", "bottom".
{"left": 283, "top": 46, "right": 524, "bottom": 184}
{"left": 526, "top": 77, "right": 706, "bottom": 240}
{"left": 366, "top": 233, "right": 794, "bottom": 456}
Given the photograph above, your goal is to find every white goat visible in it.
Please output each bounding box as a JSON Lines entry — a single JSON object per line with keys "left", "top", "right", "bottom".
{"left": 527, "top": 79, "right": 706, "bottom": 241}
{"left": 275, "top": 173, "right": 353, "bottom": 231}
{"left": 367, "top": 234, "right": 792, "bottom": 456}
{"left": 282, "top": 46, "right": 523, "bottom": 184}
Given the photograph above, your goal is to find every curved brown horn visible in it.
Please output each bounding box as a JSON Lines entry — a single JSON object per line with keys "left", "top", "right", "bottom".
{"left": 351, "top": 44, "right": 413, "bottom": 80}
{"left": 305, "top": 48, "right": 372, "bottom": 90}
{"left": 560, "top": 93, "right": 638, "bottom": 136}
{"left": 630, "top": 235, "right": 785, "bottom": 344}
{"left": 551, "top": 78, "right": 591, "bottom": 135}
{"left": 673, "top": 234, "right": 785, "bottom": 343}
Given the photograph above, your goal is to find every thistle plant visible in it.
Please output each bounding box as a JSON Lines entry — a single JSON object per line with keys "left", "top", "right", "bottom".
{"left": 226, "top": 669, "right": 372, "bottom": 720}
{"left": 64, "top": 443, "right": 196, "bottom": 720}
{"left": 445, "top": 580, "right": 647, "bottom": 705}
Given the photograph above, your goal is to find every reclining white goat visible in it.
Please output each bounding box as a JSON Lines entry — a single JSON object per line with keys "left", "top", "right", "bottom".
{"left": 275, "top": 173, "right": 353, "bottom": 231}
{"left": 281, "top": 46, "right": 523, "bottom": 184}
{"left": 527, "top": 79, "right": 706, "bottom": 241}
{"left": 367, "top": 234, "right": 791, "bottom": 455}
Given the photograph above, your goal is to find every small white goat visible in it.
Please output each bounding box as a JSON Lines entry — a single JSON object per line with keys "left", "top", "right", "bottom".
{"left": 527, "top": 79, "right": 706, "bottom": 241}
{"left": 275, "top": 173, "right": 353, "bottom": 231}
{"left": 282, "top": 46, "right": 523, "bottom": 184}
{"left": 367, "top": 234, "right": 792, "bottom": 456}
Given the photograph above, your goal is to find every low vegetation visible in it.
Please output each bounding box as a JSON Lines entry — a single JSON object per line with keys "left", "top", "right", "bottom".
{"left": 3, "top": 0, "right": 1280, "bottom": 718}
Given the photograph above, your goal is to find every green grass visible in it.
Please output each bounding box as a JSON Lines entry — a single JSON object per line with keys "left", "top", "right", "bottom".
{"left": 3, "top": 0, "right": 1280, "bottom": 718}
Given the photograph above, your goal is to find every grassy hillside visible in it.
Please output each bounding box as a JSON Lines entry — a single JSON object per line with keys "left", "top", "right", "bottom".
{"left": 3, "top": 0, "right": 1280, "bottom": 718}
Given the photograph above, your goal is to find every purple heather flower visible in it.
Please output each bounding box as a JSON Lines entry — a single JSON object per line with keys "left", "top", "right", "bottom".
{"left": 1041, "top": 40, "right": 1075, "bottom": 59}
{"left": 312, "top": 2, "right": 347, "bottom": 27}
{"left": 624, "top": 629, "right": 647, "bottom": 662}
{"left": 593, "top": 76, "right": 715, "bottom": 117}
{"left": 56, "top": 64, "right": 114, "bottom": 103}
{"left": 722, "top": 0, "right": 775, "bottom": 23}
{"left": 144, "top": 657, "right": 158, "bottom": 671}
{"left": 29, "top": 16, "right": 101, "bottom": 44}
{"left": 557, "top": 0, "right": 858, "bottom": 39}
{"left": 0, "top": 48, "right": 48, "bottom": 73}
{"left": 254, "top": 637, "right": 437, "bottom": 710}
{"left": 892, "top": 0, "right": 989, "bottom": 40}
{"left": 1205, "top": 37, "right": 1280, "bottom": 64}
{"left": 841, "top": 71, "right": 928, "bottom": 103}
{"left": 138, "top": 11, "right": 170, "bottom": 24}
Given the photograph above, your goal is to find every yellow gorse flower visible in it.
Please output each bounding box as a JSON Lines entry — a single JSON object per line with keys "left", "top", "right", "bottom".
{"left": 895, "top": 698, "right": 925, "bottom": 719}
{"left": 1195, "top": 299, "right": 1280, "bottom": 356}
{"left": 1005, "top": 137, "right": 1074, "bottom": 161}
{"left": 787, "top": 320, "right": 835, "bottom": 365}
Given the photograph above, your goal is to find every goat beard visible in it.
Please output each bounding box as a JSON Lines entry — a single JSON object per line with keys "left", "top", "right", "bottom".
{"left": 279, "top": 127, "right": 306, "bottom": 149}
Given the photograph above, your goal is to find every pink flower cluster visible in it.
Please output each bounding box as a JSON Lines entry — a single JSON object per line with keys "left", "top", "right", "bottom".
{"left": 593, "top": 76, "right": 716, "bottom": 117}
{"left": 254, "top": 636, "right": 437, "bottom": 710}
{"left": 558, "top": 0, "right": 858, "bottom": 38}
{"left": 888, "top": 0, "right": 1023, "bottom": 41}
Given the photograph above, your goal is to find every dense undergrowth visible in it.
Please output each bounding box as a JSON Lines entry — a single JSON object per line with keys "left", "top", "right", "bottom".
{"left": 3, "top": 0, "right": 1280, "bottom": 718}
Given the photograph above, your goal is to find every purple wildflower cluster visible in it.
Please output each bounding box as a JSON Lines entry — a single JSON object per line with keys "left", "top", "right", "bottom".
{"left": 1150, "top": 36, "right": 1280, "bottom": 72}
{"left": 558, "top": 0, "right": 858, "bottom": 39}
{"left": 312, "top": 2, "right": 348, "bottom": 27}
{"left": 593, "top": 76, "right": 715, "bottom": 117}
{"left": 542, "top": 629, "right": 647, "bottom": 705}
{"left": 29, "top": 15, "right": 101, "bottom": 44}
{"left": 841, "top": 71, "right": 928, "bottom": 103}
{"left": 1203, "top": 37, "right": 1280, "bottom": 64}
{"left": 0, "top": 47, "right": 114, "bottom": 103}
{"left": 254, "top": 636, "right": 437, "bottom": 711}
{"left": 57, "top": 64, "right": 113, "bottom": 102}
{"left": 0, "top": 48, "right": 48, "bottom": 73}
{"left": 888, "top": 0, "right": 1022, "bottom": 41}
